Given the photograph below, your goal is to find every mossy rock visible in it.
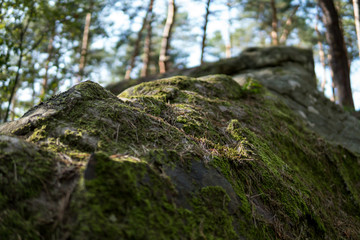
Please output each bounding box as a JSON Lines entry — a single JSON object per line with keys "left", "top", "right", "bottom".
{"left": 0, "top": 75, "right": 359, "bottom": 239}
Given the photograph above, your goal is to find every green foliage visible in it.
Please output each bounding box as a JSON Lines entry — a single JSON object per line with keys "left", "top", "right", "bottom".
{"left": 0, "top": 0, "right": 107, "bottom": 122}
{"left": 1, "top": 0, "right": 359, "bottom": 119}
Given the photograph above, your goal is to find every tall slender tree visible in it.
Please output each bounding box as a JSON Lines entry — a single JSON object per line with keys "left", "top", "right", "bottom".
{"left": 1, "top": 0, "right": 107, "bottom": 121}
{"left": 270, "top": 0, "right": 279, "bottom": 45}
{"left": 3, "top": 1, "right": 42, "bottom": 122}
{"left": 315, "top": 6, "right": 328, "bottom": 92}
{"left": 353, "top": 0, "right": 360, "bottom": 57}
{"left": 159, "top": 0, "right": 176, "bottom": 74}
{"left": 279, "top": 5, "right": 299, "bottom": 44}
{"left": 315, "top": 23, "right": 328, "bottom": 92}
{"left": 40, "top": 27, "right": 56, "bottom": 101}
{"left": 3, "top": 25, "right": 26, "bottom": 122}
{"left": 200, "top": 0, "right": 211, "bottom": 64}
{"left": 141, "top": 0, "right": 155, "bottom": 77}
{"left": 124, "top": 0, "right": 154, "bottom": 80}
{"left": 318, "top": 0, "right": 354, "bottom": 110}
{"left": 225, "top": 0, "right": 233, "bottom": 58}
{"left": 78, "top": 11, "right": 92, "bottom": 83}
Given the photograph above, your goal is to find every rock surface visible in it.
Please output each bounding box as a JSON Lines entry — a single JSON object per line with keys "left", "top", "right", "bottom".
{"left": 0, "top": 47, "right": 360, "bottom": 239}
{"left": 107, "top": 46, "right": 360, "bottom": 154}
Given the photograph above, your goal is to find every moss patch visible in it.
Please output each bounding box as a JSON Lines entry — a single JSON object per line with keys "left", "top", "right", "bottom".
{"left": 0, "top": 136, "right": 56, "bottom": 239}
{"left": 69, "top": 152, "right": 237, "bottom": 239}
{"left": 0, "top": 76, "right": 359, "bottom": 239}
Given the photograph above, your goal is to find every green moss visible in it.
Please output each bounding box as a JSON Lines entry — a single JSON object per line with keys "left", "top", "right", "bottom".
{"left": 70, "top": 152, "right": 239, "bottom": 239}
{"left": 119, "top": 75, "right": 244, "bottom": 103}
{"left": 144, "top": 149, "right": 179, "bottom": 168}
{"left": 333, "top": 147, "right": 360, "bottom": 203}
{"left": 0, "top": 137, "right": 55, "bottom": 239}
{"left": 59, "top": 129, "right": 94, "bottom": 153}
{"left": 0, "top": 142, "right": 54, "bottom": 205}
{"left": 28, "top": 125, "right": 48, "bottom": 142}
{"left": 241, "top": 77, "right": 264, "bottom": 95}
{"left": 2, "top": 75, "right": 360, "bottom": 239}
{"left": 131, "top": 96, "right": 169, "bottom": 116}
{"left": 189, "top": 186, "right": 238, "bottom": 239}
{"left": 0, "top": 210, "right": 40, "bottom": 240}
{"left": 0, "top": 141, "right": 8, "bottom": 148}
{"left": 74, "top": 81, "right": 117, "bottom": 101}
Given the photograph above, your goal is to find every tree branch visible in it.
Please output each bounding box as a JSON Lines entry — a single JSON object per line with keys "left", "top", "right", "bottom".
{"left": 279, "top": 5, "right": 299, "bottom": 44}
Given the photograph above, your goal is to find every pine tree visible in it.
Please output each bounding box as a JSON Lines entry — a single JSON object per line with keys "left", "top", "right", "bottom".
{"left": 159, "top": 0, "right": 176, "bottom": 74}
{"left": 200, "top": 0, "right": 212, "bottom": 64}
{"left": 141, "top": 0, "right": 155, "bottom": 77}
{"left": 124, "top": 0, "right": 155, "bottom": 80}
{"left": 270, "top": 0, "right": 279, "bottom": 45}
{"left": 318, "top": 0, "right": 355, "bottom": 110}
{"left": 352, "top": 0, "right": 360, "bottom": 57}
{"left": 78, "top": 11, "right": 92, "bottom": 83}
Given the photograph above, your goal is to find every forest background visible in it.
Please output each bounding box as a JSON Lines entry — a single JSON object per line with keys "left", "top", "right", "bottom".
{"left": 1, "top": 0, "right": 360, "bottom": 123}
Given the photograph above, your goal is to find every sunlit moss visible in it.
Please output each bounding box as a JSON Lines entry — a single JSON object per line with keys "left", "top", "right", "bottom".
{"left": 1, "top": 76, "right": 360, "bottom": 239}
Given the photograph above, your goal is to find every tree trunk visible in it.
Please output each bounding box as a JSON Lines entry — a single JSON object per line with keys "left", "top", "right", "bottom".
{"left": 141, "top": 0, "right": 155, "bottom": 77}
{"left": 318, "top": 0, "right": 354, "bottom": 110}
{"left": 314, "top": 12, "right": 327, "bottom": 92}
{"left": 10, "top": 92, "right": 17, "bottom": 121}
{"left": 31, "top": 80, "right": 36, "bottom": 106}
{"left": 53, "top": 62, "right": 61, "bottom": 95}
{"left": 3, "top": 14, "right": 31, "bottom": 122}
{"left": 4, "top": 48, "right": 24, "bottom": 122}
{"left": 270, "top": 0, "right": 279, "bottom": 45}
{"left": 78, "top": 12, "right": 92, "bottom": 83}
{"left": 225, "top": 0, "right": 233, "bottom": 58}
{"left": 318, "top": 39, "right": 328, "bottom": 92}
{"left": 328, "top": 57, "right": 336, "bottom": 102}
{"left": 279, "top": 5, "right": 299, "bottom": 44}
{"left": 140, "top": 18, "right": 153, "bottom": 77}
{"left": 159, "top": 0, "right": 176, "bottom": 74}
{"left": 125, "top": 0, "right": 154, "bottom": 80}
{"left": 353, "top": 0, "right": 360, "bottom": 57}
{"left": 52, "top": 39, "right": 64, "bottom": 95}
{"left": 200, "top": 0, "right": 211, "bottom": 64}
{"left": 40, "top": 29, "right": 56, "bottom": 100}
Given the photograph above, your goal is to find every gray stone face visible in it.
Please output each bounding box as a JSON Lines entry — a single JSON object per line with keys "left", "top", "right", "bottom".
{"left": 231, "top": 51, "right": 360, "bottom": 154}
{"left": 164, "top": 160, "right": 240, "bottom": 213}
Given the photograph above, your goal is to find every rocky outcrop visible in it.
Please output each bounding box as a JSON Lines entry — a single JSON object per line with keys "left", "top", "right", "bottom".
{"left": 0, "top": 47, "right": 360, "bottom": 239}
{"left": 231, "top": 48, "right": 360, "bottom": 154}
{"left": 106, "top": 47, "right": 315, "bottom": 95}
{"left": 108, "top": 46, "right": 360, "bottom": 154}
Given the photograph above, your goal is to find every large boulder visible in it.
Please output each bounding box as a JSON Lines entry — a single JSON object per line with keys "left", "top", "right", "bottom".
{"left": 107, "top": 46, "right": 360, "bottom": 154}
{"left": 0, "top": 48, "right": 360, "bottom": 239}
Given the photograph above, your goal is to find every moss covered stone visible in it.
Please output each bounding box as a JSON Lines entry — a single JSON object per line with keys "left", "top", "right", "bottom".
{"left": 0, "top": 73, "right": 359, "bottom": 239}
{"left": 0, "top": 135, "right": 56, "bottom": 239}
